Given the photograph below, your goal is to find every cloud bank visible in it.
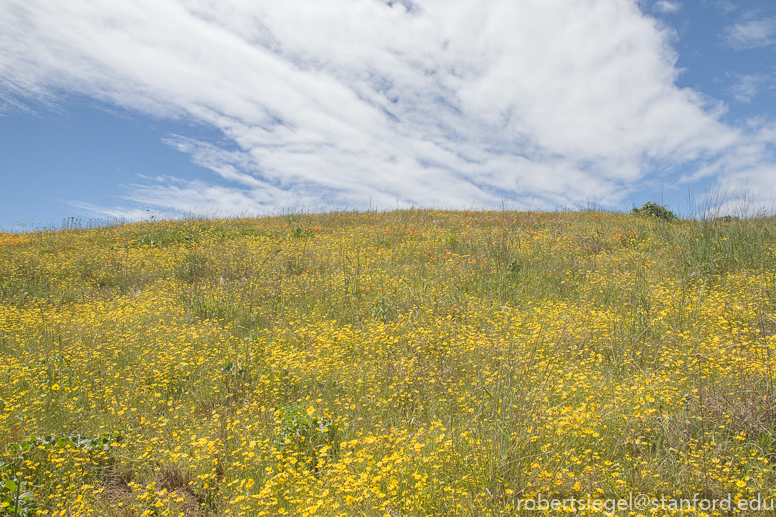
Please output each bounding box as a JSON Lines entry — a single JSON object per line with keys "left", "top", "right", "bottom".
{"left": 1, "top": 0, "right": 773, "bottom": 214}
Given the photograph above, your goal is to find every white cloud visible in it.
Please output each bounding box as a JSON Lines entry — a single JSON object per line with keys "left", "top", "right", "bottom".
{"left": 729, "top": 73, "right": 764, "bottom": 103}
{"left": 0, "top": 0, "right": 772, "bottom": 215}
{"left": 713, "top": 1, "right": 738, "bottom": 14}
{"left": 654, "top": 1, "right": 680, "bottom": 14}
{"left": 725, "top": 16, "right": 776, "bottom": 49}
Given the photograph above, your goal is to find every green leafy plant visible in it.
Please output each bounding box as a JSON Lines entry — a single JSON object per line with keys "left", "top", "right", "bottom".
{"left": 632, "top": 202, "right": 678, "bottom": 221}
{"left": 0, "top": 476, "right": 36, "bottom": 516}
{"left": 275, "top": 405, "right": 339, "bottom": 473}
{"left": 508, "top": 259, "right": 523, "bottom": 276}
{"left": 292, "top": 227, "right": 317, "bottom": 239}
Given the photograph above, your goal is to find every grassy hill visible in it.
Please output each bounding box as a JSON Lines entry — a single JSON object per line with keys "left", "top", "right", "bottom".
{"left": 1, "top": 209, "right": 776, "bottom": 515}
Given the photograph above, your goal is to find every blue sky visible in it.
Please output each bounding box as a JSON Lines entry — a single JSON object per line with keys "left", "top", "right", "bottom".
{"left": 1, "top": 0, "right": 775, "bottom": 229}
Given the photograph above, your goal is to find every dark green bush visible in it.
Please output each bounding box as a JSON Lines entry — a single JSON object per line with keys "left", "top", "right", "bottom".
{"left": 632, "top": 202, "right": 678, "bottom": 221}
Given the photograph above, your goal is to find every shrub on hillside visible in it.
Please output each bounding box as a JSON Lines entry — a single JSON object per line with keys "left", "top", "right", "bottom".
{"left": 632, "top": 202, "right": 678, "bottom": 221}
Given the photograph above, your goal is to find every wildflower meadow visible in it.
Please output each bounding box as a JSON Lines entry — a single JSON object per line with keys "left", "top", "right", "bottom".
{"left": 1, "top": 208, "right": 776, "bottom": 515}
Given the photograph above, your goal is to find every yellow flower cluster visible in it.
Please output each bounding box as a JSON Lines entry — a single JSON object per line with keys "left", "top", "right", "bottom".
{"left": 0, "top": 210, "right": 774, "bottom": 515}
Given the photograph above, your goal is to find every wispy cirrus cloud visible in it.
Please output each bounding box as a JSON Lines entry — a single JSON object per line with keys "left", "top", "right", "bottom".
{"left": 725, "top": 16, "right": 776, "bottom": 49}
{"left": 0, "top": 0, "right": 773, "bottom": 216}
{"left": 728, "top": 72, "right": 776, "bottom": 103}
{"left": 654, "top": 1, "right": 680, "bottom": 14}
